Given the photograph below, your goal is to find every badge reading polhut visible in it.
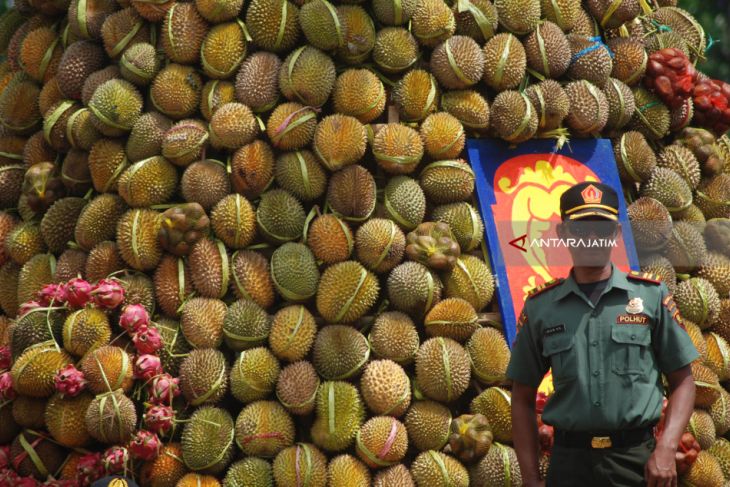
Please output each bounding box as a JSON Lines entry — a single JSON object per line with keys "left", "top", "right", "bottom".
{"left": 626, "top": 297, "right": 644, "bottom": 314}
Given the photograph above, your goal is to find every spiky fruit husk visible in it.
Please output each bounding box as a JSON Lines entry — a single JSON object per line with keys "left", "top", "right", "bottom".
{"left": 387, "top": 261, "right": 442, "bottom": 319}
{"left": 491, "top": 90, "right": 537, "bottom": 143}
{"left": 85, "top": 389, "right": 137, "bottom": 444}
{"left": 75, "top": 194, "right": 127, "bottom": 252}
{"left": 126, "top": 112, "right": 171, "bottom": 163}
{"left": 6, "top": 221, "right": 46, "bottom": 266}
{"left": 441, "top": 89, "right": 491, "bottom": 131}
{"left": 210, "top": 194, "right": 256, "bottom": 250}
{"left": 0, "top": 261, "right": 20, "bottom": 317}
{"left": 316, "top": 260, "right": 379, "bottom": 323}
{"left": 279, "top": 46, "right": 336, "bottom": 108}
{"left": 631, "top": 87, "right": 671, "bottom": 140}
{"left": 150, "top": 64, "right": 203, "bottom": 120}
{"left": 160, "top": 120, "right": 209, "bottom": 167}
{"left": 682, "top": 450, "right": 724, "bottom": 487}
{"left": 267, "top": 103, "right": 317, "bottom": 151}
{"left": 268, "top": 305, "right": 316, "bottom": 362}
{"left": 374, "top": 464, "right": 416, "bottom": 487}
{"left": 420, "top": 112, "right": 465, "bottom": 160}
{"left": 10, "top": 430, "right": 67, "bottom": 480}
{"left": 411, "top": 0, "right": 455, "bottom": 47}
{"left": 271, "top": 242, "right": 319, "bottom": 302}
{"left": 200, "top": 80, "right": 236, "bottom": 121}
{"left": 696, "top": 174, "right": 730, "bottom": 220}
{"left": 179, "top": 348, "right": 229, "bottom": 406}
{"left": 139, "top": 443, "right": 187, "bottom": 487}
{"left": 120, "top": 271, "right": 157, "bottom": 312}
{"left": 80, "top": 345, "right": 134, "bottom": 394}
{"left": 116, "top": 208, "right": 163, "bottom": 271}
{"left": 424, "top": 298, "right": 478, "bottom": 342}
{"left": 222, "top": 298, "right": 270, "bottom": 352}
{"left": 614, "top": 131, "right": 657, "bottom": 184}
{"left": 697, "top": 252, "right": 730, "bottom": 298}
{"left": 327, "top": 454, "right": 370, "bottom": 487}
{"left": 276, "top": 360, "right": 320, "bottom": 415}
{"left": 709, "top": 391, "right": 730, "bottom": 438}
{"left": 360, "top": 359, "right": 411, "bottom": 417}
{"left": 453, "top": 0, "right": 498, "bottom": 43}
{"left": 182, "top": 406, "right": 235, "bottom": 475}
{"left": 17, "top": 253, "right": 55, "bottom": 305}
{"left": 332, "top": 69, "right": 385, "bottom": 124}
{"left": 181, "top": 160, "right": 231, "bottom": 211}
{"left": 312, "top": 325, "right": 370, "bottom": 380}
{"left": 327, "top": 165, "right": 376, "bottom": 224}
{"left": 62, "top": 307, "right": 111, "bottom": 357}
{"left": 236, "top": 52, "right": 282, "bottom": 113}
{"left": 603, "top": 78, "right": 636, "bottom": 132}
{"left": 337, "top": 5, "right": 376, "bottom": 64}
{"left": 628, "top": 197, "right": 672, "bottom": 252}
{"left": 373, "top": 27, "right": 419, "bottom": 74}
{"left": 235, "top": 400, "right": 295, "bottom": 457}
{"left": 210, "top": 102, "right": 259, "bottom": 150}
{"left": 524, "top": 21, "right": 570, "bottom": 79}
{"left": 177, "top": 474, "right": 222, "bottom": 487}
{"left": 411, "top": 450, "right": 470, "bottom": 487}
{"left": 471, "top": 387, "right": 512, "bottom": 444}
{"left": 230, "top": 140, "right": 275, "bottom": 200}
{"left": 687, "top": 408, "right": 716, "bottom": 450}
{"left": 274, "top": 150, "right": 326, "bottom": 202}
{"left": 470, "top": 442, "right": 522, "bottom": 487}
{"left": 118, "top": 156, "right": 178, "bottom": 208}
{"left": 12, "top": 395, "right": 47, "bottom": 429}
{"left": 101, "top": 7, "right": 153, "bottom": 60}
{"left": 393, "top": 69, "right": 439, "bottom": 121}
{"left": 369, "top": 311, "right": 419, "bottom": 365}
{"left": 313, "top": 114, "right": 367, "bottom": 172}
{"left": 675, "top": 277, "right": 721, "bottom": 329}
{"left": 355, "top": 416, "right": 408, "bottom": 468}
{"left": 154, "top": 254, "right": 193, "bottom": 318}
{"left": 640, "top": 167, "right": 693, "bottom": 215}
{"left": 311, "top": 381, "right": 366, "bottom": 452}
{"left": 608, "top": 37, "right": 647, "bottom": 86}
{"left": 54, "top": 248, "right": 87, "bottom": 282}
{"left": 307, "top": 213, "right": 353, "bottom": 264}
{"left": 45, "top": 392, "right": 93, "bottom": 447}
{"left": 405, "top": 400, "right": 452, "bottom": 451}
{"left": 431, "top": 35, "right": 484, "bottom": 90}
{"left": 692, "top": 362, "right": 722, "bottom": 408}
{"left": 256, "top": 189, "right": 306, "bottom": 244}
{"left": 245, "top": 0, "right": 300, "bottom": 53}
{"left": 230, "top": 346, "right": 280, "bottom": 404}
{"left": 230, "top": 250, "right": 275, "bottom": 309}
{"left": 416, "top": 337, "right": 471, "bottom": 403}
{"left": 88, "top": 138, "right": 128, "bottom": 193}
{"left": 181, "top": 297, "right": 227, "bottom": 349}
{"left": 273, "top": 443, "right": 327, "bottom": 487}
{"left": 0, "top": 73, "right": 42, "bottom": 135}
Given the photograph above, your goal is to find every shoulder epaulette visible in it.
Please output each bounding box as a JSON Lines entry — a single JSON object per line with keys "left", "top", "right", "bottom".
{"left": 627, "top": 270, "right": 662, "bottom": 284}
{"left": 526, "top": 278, "right": 565, "bottom": 298}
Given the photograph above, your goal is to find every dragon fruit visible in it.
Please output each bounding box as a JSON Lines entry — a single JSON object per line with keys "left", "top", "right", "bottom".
{"left": 148, "top": 374, "right": 180, "bottom": 405}
{"left": 91, "top": 279, "right": 125, "bottom": 309}
{"left": 37, "top": 283, "right": 67, "bottom": 306}
{"left": 64, "top": 278, "right": 93, "bottom": 308}
{"left": 135, "top": 354, "right": 163, "bottom": 382}
{"left": 102, "top": 446, "right": 129, "bottom": 476}
{"left": 119, "top": 304, "right": 150, "bottom": 334}
{"left": 0, "top": 372, "right": 16, "bottom": 401}
{"left": 129, "top": 430, "right": 161, "bottom": 461}
{"left": 132, "top": 325, "right": 162, "bottom": 355}
{"left": 54, "top": 364, "right": 87, "bottom": 397}
{"left": 143, "top": 405, "right": 175, "bottom": 435}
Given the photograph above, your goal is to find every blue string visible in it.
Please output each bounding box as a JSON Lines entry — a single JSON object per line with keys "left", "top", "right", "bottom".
{"left": 571, "top": 37, "right": 612, "bottom": 63}
{"left": 706, "top": 34, "right": 718, "bottom": 53}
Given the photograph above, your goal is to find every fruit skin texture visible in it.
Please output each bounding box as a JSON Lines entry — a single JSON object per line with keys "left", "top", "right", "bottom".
{"left": 411, "top": 450, "right": 469, "bottom": 487}
{"left": 416, "top": 337, "right": 471, "bottom": 403}
{"left": 273, "top": 443, "right": 328, "bottom": 487}
{"left": 360, "top": 359, "right": 411, "bottom": 417}
{"left": 182, "top": 406, "right": 235, "bottom": 475}
{"left": 316, "top": 260, "right": 379, "bottom": 323}
{"left": 235, "top": 400, "right": 296, "bottom": 458}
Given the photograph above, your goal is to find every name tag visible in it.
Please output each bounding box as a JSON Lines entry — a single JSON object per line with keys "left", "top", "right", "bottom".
{"left": 544, "top": 324, "right": 566, "bottom": 336}
{"left": 616, "top": 314, "right": 649, "bottom": 325}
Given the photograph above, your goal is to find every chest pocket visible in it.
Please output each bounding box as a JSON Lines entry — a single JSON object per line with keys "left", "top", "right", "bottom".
{"left": 542, "top": 333, "right": 577, "bottom": 385}
{"left": 611, "top": 325, "right": 652, "bottom": 376}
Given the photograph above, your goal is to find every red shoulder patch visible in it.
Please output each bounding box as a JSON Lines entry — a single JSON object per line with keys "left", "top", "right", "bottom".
{"left": 627, "top": 270, "right": 662, "bottom": 284}
{"left": 526, "top": 278, "right": 564, "bottom": 299}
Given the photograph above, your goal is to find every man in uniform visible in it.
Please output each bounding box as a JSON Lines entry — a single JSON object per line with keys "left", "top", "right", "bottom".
{"left": 508, "top": 182, "right": 698, "bottom": 487}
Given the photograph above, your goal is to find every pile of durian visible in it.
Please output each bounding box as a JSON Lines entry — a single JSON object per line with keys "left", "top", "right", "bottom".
{"left": 0, "top": 0, "right": 729, "bottom": 484}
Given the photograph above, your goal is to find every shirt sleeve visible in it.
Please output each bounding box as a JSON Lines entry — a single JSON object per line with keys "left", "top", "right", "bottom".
{"left": 652, "top": 283, "right": 700, "bottom": 373}
{"left": 506, "top": 301, "right": 549, "bottom": 388}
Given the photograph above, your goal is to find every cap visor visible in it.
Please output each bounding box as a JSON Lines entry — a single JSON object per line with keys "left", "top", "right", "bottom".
{"left": 568, "top": 209, "right": 618, "bottom": 221}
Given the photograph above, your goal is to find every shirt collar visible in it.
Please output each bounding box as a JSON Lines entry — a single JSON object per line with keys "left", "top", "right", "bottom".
{"left": 553, "top": 262, "right": 630, "bottom": 302}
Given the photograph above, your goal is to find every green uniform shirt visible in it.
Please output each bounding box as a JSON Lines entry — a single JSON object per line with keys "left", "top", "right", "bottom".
{"left": 506, "top": 263, "right": 699, "bottom": 432}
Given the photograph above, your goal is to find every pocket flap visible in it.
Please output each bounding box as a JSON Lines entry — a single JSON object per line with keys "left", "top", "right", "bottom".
{"left": 611, "top": 325, "right": 651, "bottom": 346}
{"left": 542, "top": 333, "right": 575, "bottom": 356}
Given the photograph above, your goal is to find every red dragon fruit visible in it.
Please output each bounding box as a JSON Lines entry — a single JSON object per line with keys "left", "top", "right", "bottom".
{"left": 54, "top": 364, "right": 87, "bottom": 397}
{"left": 148, "top": 374, "right": 180, "bottom": 405}
{"left": 102, "top": 446, "right": 129, "bottom": 476}
{"left": 0, "top": 372, "right": 16, "bottom": 401}
{"left": 645, "top": 48, "right": 698, "bottom": 108}
{"left": 64, "top": 278, "right": 93, "bottom": 309}
{"left": 0, "top": 446, "right": 9, "bottom": 470}
{"left": 76, "top": 452, "right": 104, "bottom": 486}
{"left": 91, "top": 279, "right": 125, "bottom": 310}
{"left": 693, "top": 77, "right": 730, "bottom": 135}
{"left": 133, "top": 325, "right": 162, "bottom": 355}
{"left": 37, "top": 283, "right": 67, "bottom": 306}
{"left": 119, "top": 304, "right": 150, "bottom": 334}
{"left": 0, "top": 347, "right": 11, "bottom": 371}
{"left": 129, "top": 430, "right": 161, "bottom": 461}
{"left": 17, "top": 301, "right": 42, "bottom": 318}
{"left": 144, "top": 405, "right": 175, "bottom": 435}
{"left": 135, "top": 354, "right": 163, "bottom": 382}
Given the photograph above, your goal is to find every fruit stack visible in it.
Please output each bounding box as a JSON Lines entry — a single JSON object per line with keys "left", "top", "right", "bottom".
{"left": 0, "top": 0, "right": 728, "bottom": 485}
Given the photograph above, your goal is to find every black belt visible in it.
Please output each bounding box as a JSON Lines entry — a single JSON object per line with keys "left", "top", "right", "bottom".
{"left": 553, "top": 426, "right": 655, "bottom": 449}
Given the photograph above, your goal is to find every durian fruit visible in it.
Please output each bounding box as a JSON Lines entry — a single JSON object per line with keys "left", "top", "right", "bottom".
{"left": 327, "top": 165, "right": 377, "bottom": 223}
{"left": 387, "top": 261, "right": 443, "bottom": 318}
{"left": 641, "top": 167, "right": 694, "bottom": 215}
{"left": 10, "top": 342, "right": 73, "bottom": 397}
{"left": 681, "top": 451, "right": 724, "bottom": 487}
{"left": 410, "top": 450, "right": 469, "bottom": 487}
{"left": 440, "top": 90, "right": 491, "bottom": 131}
{"left": 235, "top": 52, "right": 282, "bottom": 114}
{"left": 586, "top": 0, "right": 640, "bottom": 30}
{"left": 116, "top": 208, "right": 163, "bottom": 271}
{"left": 256, "top": 189, "right": 306, "bottom": 244}
{"left": 275, "top": 151, "right": 327, "bottom": 202}
{"left": 355, "top": 218, "right": 406, "bottom": 274}
{"left": 10, "top": 430, "right": 67, "bottom": 480}
{"left": 692, "top": 362, "right": 722, "bottom": 408}
{"left": 311, "top": 381, "right": 366, "bottom": 452}
{"left": 82, "top": 66, "right": 122, "bottom": 107}
{"left": 647, "top": 7, "right": 706, "bottom": 62}
{"left": 424, "top": 298, "right": 479, "bottom": 342}
{"left": 470, "top": 442, "right": 522, "bottom": 487}
{"left": 245, "top": 0, "right": 301, "bottom": 53}
{"left": 66, "top": 108, "right": 103, "bottom": 151}
{"left": 684, "top": 320, "right": 707, "bottom": 363}
{"left": 564, "top": 80, "right": 609, "bottom": 136}
{"left": 373, "top": 0, "right": 416, "bottom": 26}
{"left": 523, "top": 21, "right": 571, "bottom": 79}
{"left": 267, "top": 103, "right": 317, "bottom": 151}
{"left": 235, "top": 400, "right": 296, "bottom": 457}
{"left": 313, "top": 325, "right": 371, "bottom": 379}
{"left": 45, "top": 392, "right": 93, "bottom": 447}
{"left": 603, "top": 78, "right": 636, "bottom": 132}
{"left": 356, "top": 416, "right": 409, "bottom": 468}
{"left": 299, "top": 0, "right": 345, "bottom": 51}
{"left": 62, "top": 307, "right": 111, "bottom": 357}
{"left": 182, "top": 406, "right": 235, "bottom": 475}
{"left": 230, "top": 346, "right": 281, "bottom": 404}
{"left": 708, "top": 438, "right": 730, "bottom": 480}
{"left": 120, "top": 42, "right": 159, "bottom": 86}
{"left": 230, "top": 140, "right": 276, "bottom": 199}
{"left": 100, "top": 8, "right": 154, "bottom": 60}
{"left": 85, "top": 389, "right": 137, "bottom": 444}
{"left": 201, "top": 21, "right": 248, "bottom": 80}
{"left": 68, "top": 0, "right": 117, "bottom": 39}
{"left": 697, "top": 174, "right": 730, "bottom": 220}
{"left": 150, "top": 64, "right": 204, "bottom": 120}
{"left": 0, "top": 73, "right": 42, "bottom": 135}
{"left": 490, "top": 90, "right": 537, "bottom": 143}
{"left": 471, "top": 387, "right": 512, "bottom": 443}
{"left": 88, "top": 138, "right": 129, "bottom": 192}
{"left": 117, "top": 156, "right": 178, "bottom": 208}
{"left": 280, "top": 46, "right": 336, "bottom": 108}
{"left": 126, "top": 112, "right": 172, "bottom": 163}
{"left": 139, "top": 443, "right": 187, "bottom": 487}
{"left": 658, "top": 145, "right": 702, "bottom": 190}
{"left": 121, "top": 271, "right": 157, "bottom": 312}
{"left": 10, "top": 307, "right": 64, "bottom": 359}
{"left": 316, "top": 260, "right": 379, "bottom": 323}
{"left": 411, "top": 0, "right": 456, "bottom": 47}
{"left": 688, "top": 408, "right": 717, "bottom": 450}
{"left": 181, "top": 297, "right": 227, "bottom": 349}
{"left": 306, "top": 213, "right": 353, "bottom": 264}
{"left": 420, "top": 160, "right": 475, "bottom": 206}
{"left": 269, "top": 305, "right": 317, "bottom": 362}
{"left": 430, "top": 35, "right": 484, "bottom": 90}
{"left": 179, "top": 348, "right": 229, "bottom": 406}
{"left": 332, "top": 69, "right": 386, "bottom": 124}
{"left": 631, "top": 87, "right": 671, "bottom": 141}
{"left": 697, "top": 252, "right": 730, "bottom": 298}
{"left": 210, "top": 194, "right": 256, "bottom": 250}
{"left": 374, "top": 464, "right": 416, "bottom": 487}
{"left": 0, "top": 163, "right": 24, "bottom": 209}
{"left": 157, "top": 318, "right": 192, "bottom": 376}
{"left": 223, "top": 457, "right": 273, "bottom": 487}
{"left": 160, "top": 2, "right": 207, "bottom": 65}
{"left": 0, "top": 261, "right": 21, "bottom": 317}
{"left": 328, "top": 454, "right": 371, "bottom": 487}
{"left": 153, "top": 254, "right": 192, "bottom": 318}
{"left": 337, "top": 5, "right": 377, "bottom": 64}
{"left": 0, "top": 401, "right": 19, "bottom": 445}
{"left": 405, "top": 400, "right": 452, "bottom": 451}
{"left": 12, "top": 395, "right": 47, "bottom": 429}
{"left": 494, "top": 0, "right": 540, "bottom": 34}
{"left": 443, "top": 254, "right": 494, "bottom": 311}
{"left": 710, "top": 389, "right": 730, "bottom": 437}
{"left": 271, "top": 242, "right": 319, "bottom": 302}
{"left": 313, "top": 114, "right": 367, "bottom": 172}
{"left": 88, "top": 79, "right": 143, "bottom": 137}
{"left": 373, "top": 27, "right": 419, "bottom": 74}
{"left": 273, "top": 443, "right": 328, "bottom": 487}
{"left": 566, "top": 34, "right": 612, "bottom": 88}
{"left": 393, "top": 69, "right": 440, "bottom": 122}
{"left": 17, "top": 253, "right": 55, "bottom": 305}
{"left": 675, "top": 277, "right": 721, "bottom": 330}
{"left": 81, "top": 345, "right": 134, "bottom": 395}
{"left": 181, "top": 159, "right": 231, "bottom": 211}
{"left": 416, "top": 337, "right": 471, "bottom": 403}
{"left": 160, "top": 120, "right": 209, "bottom": 167}
{"left": 5, "top": 221, "right": 46, "bottom": 265}
{"left": 420, "top": 112, "right": 466, "bottom": 160}
{"left": 369, "top": 311, "right": 419, "bottom": 365}
{"left": 230, "top": 250, "right": 275, "bottom": 309}
{"left": 628, "top": 197, "right": 672, "bottom": 252}
{"left": 614, "top": 131, "right": 657, "bottom": 184}
{"left": 373, "top": 124, "right": 424, "bottom": 175}
{"left": 641, "top": 254, "right": 678, "bottom": 295}
{"left": 223, "top": 298, "right": 271, "bottom": 351}
{"left": 384, "top": 176, "right": 427, "bottom": 231}
{"left": 360, "top": 359, "right": 411, "bottom": 417}
{"left": 209, "top": 102, "right": 259, "bottom": 150}
{"left": 607, "top": 37, "right": 647, "bottom": 86}
{"left": 56, "top": 40, "right": 104, "bottom": 97}
{"left": 276, "top": 360, "right": 320, "bottom": 415}
{"left": 452, "top": 0, "right": 498, "bottom": 43}
{"left": 177, "top": 474, "right": 221, "bottom": 487}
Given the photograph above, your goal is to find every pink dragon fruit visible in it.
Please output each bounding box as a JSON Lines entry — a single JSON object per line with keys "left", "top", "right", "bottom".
{"left": 132, "top": 325, "right": 162, "bottom": 355}
{"left": 148, "top": 374, "right": 180, "bottom": 405}
{"left": 17, "top": 301, "right": 42, "bottom": 318}
{"left": 65, "top": 278, "right": 93, "bottom": 309}
{"left": 0, "top": 372, "right": 16, "bottom": 401}
{"left": 102, "top": 446, "right": 129, "bottom": 476}
{"left": 0, "top": 346, "right": 11, "bottom": 371}
{"left": 0, "top": 445, "right": 10, "bottom": 470}
{"left": 119, "top": 304, "right": 150, "bottom": 334}
{"left": 129, "top": 430, "right": 161, "bottom": 461}
{"left": 37, "top": 283, "right": 67, "bottom": 306}
{"left": 144, "top": 405, "right": 175, "bottom": 435}
{"left": 135, "top": 354, "right": 163, "bottom": 382}
{"left": 91, "top": 279, "right": 125, "bottom": 310}
{"left": 54, "top": 364, "right": 87, "bottom": 397}
{"left": 76, "top": 452, "right": 104, "bottom": 486}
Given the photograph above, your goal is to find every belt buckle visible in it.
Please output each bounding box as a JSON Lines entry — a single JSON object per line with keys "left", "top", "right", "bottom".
{"left": 591, "top": 436, "right": 612, "bottom": 449}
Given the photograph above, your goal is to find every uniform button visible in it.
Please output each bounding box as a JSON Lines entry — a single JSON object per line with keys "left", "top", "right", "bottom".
{"left": 593, "top": 371, "right": 599, "bottom": 376}
{"left": 591, "top": 341, "right": 598, "bottom": 346}
{"left": 594, "top": 401, "right": 600, "bottom": 406}
{"left": 631, "top": 335, "right": 636, "bottom": 340}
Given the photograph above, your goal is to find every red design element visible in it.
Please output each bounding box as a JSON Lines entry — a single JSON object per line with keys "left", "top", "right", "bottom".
{"left": 580, "top": 184, "right": 602, "bottom": 204}
{"left": 509, "top": 234, "right": 528, "bottom": 252}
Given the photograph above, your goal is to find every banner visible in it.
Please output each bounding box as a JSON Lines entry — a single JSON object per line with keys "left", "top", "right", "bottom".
{"left": 466, "top": 139, "right": 640, "bottom": 348}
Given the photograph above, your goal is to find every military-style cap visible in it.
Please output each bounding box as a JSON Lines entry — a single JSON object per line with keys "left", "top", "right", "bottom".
{"left": 91, "top": 476, "right": 139, "bottom": 487}
{"left": 560, "top": 182, "right": 619, "bottom": 221}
